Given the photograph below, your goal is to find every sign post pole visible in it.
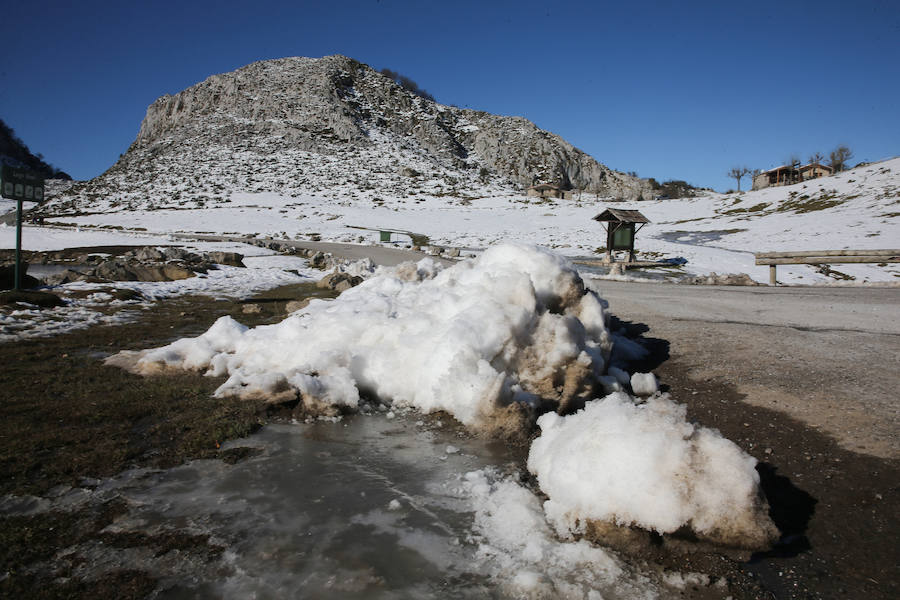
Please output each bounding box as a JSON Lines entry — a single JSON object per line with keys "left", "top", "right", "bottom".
{"left": 1, "top": 165, "right": 45, "bottom": 291}
{"left": 14, "top": 198, "right": 23, "bottom": 290}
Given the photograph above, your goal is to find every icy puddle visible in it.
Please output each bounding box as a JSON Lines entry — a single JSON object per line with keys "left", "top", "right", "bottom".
{"left": 5, "top": 413, "right": 713, "bottom": 599}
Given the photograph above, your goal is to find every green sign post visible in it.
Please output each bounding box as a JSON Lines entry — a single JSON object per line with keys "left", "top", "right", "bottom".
{"left": 1, "top": 165, "right": 45, "bottom": 290}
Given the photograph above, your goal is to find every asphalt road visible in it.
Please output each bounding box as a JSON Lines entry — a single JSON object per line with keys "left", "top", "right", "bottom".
{"left": 591, "top": 279, "right": 900, "bottom": 459}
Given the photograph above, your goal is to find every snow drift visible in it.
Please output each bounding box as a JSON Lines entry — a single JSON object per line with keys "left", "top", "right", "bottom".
{"left": 527, "top": 393, "right": 779, "bottom": 549}
{"left": 110, "top": 243, "right": 613, "bottom": 433}
{"left": 108, "top": 243, "right": 777, "bottom": 549}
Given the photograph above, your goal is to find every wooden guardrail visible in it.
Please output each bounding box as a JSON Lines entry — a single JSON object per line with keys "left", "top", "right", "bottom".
{"left": 755, "top": 249, "right": 900, "bottom": 285}
{"left": 347, "top": 225, "right": 429, "bottom": 246}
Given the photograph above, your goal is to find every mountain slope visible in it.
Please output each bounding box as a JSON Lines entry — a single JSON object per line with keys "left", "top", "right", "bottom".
{"left": 48, "top": 55, "right": 651, "bottom": 215}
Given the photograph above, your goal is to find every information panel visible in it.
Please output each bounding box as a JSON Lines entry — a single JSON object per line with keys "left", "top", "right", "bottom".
{"left": 0, "top": 165, "right": 45, "bottom": 202}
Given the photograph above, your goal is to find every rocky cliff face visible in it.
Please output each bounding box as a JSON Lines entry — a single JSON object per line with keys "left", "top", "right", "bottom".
{"left": 50, "top": 55, "right": 652, "bottom": 214}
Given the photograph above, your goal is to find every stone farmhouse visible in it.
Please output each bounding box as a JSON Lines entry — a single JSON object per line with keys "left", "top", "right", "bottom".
{"left": 526, "top": 183, "right": 583, "bottom": 200}
{"left": 752, "top": 162, "right": 833, "bottom": 191}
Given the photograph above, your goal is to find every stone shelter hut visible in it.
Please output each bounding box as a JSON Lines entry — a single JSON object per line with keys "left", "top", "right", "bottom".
{"left": 526, "top": 183, "right": 564, "bottom": 199}
{"left": 799, "top": 162, "right": 833, "bottom": 180}
{"left": 752, "top": 162, "right": 833, "bottom": 190}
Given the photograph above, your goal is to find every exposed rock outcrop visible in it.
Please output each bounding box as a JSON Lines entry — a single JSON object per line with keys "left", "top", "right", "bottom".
{"left": 47, "top": 56, "right": 652, "bottom": 216}
{"left": 40, "top": 247, "right": 245, "bottom": 285}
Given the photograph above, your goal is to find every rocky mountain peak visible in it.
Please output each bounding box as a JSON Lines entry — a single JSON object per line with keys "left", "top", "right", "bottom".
{"left": 49, "top": 55, "right": 652, "bottom": 215}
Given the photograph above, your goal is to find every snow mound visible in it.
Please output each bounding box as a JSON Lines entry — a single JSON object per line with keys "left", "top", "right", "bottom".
{"left": 527, "top": 393, "right": 779, "bottom": 549}
{"left": 109, "top": 243, "right": 778, "bottom": 550}
{"left": 462, "top": 469, "right": 658, "bottom": 598}
{"left": 110, "top": 243, "right": 613, "bottom": 432}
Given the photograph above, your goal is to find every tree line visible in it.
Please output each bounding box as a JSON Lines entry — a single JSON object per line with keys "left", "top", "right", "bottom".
{"left": 0, "top": 118, "right": 71, "bottom": 179}
{"left": 727, "top": 145, "right": 853, "bottom": 191}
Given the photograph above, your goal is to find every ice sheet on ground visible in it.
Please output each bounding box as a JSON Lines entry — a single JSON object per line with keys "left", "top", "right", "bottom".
{"left": 461, "top": 468, "right": 660, "bottom": 599}
{"left": 0, "top": 418, "right": 700, "bottom": 599}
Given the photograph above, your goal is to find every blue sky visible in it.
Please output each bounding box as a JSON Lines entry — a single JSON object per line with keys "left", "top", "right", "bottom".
{"left": 2, "top": 0, "right": 898, "bottom": 191}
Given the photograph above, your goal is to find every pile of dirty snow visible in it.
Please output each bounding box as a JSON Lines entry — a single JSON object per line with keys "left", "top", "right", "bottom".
{"left": 109, "top": 243, "right": 777, "bottom": 549}
{"left": 110, "top": 244, "right": 612, "bottom": 430}
{"left": 528, "top": 393, "right": 778, "bottom": 549}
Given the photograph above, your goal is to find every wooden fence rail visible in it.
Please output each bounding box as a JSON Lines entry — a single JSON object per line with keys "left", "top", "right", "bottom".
{"left": 755, "top": 249, "right": 900, "bottom": 285}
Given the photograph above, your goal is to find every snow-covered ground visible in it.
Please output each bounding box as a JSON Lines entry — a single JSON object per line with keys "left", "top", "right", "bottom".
{"left": 0, "top": 233, "right": 320, "bottom": 342}
{"left": 8, "top": 157, "right": 897, "bottom": 285}
{"left": 2, "top": 158, "right": 896, "bottom": 342}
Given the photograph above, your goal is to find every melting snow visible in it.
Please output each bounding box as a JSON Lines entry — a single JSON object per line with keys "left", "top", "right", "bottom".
{"left": 109, "top": 243, "right": 777, "bottom": 550}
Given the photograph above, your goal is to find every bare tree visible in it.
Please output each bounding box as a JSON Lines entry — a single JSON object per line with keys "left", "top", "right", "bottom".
{"left": 809, "top": 151, "right": 825, "bottom": 165}
{"left": 727, "top": 166, "right": 751, "bottom": 191}
{"left": 829, "top": 145, "right": 853, "bottom": 172}
{"left": 786, "top": 154, "right": 802, "bottom": 183}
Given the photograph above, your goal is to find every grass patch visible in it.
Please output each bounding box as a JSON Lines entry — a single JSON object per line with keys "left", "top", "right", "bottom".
{"left": 0, "top": 295, "right": 272, "bottom": 497}
{"left": 0, "top": 283, "right": 336, "bottom": 498}
{"left": 719, "top": 202, "right": 770, "bottom": 216}
{"left": 669, "top": 217, "right": 706, "bottom": 225}
{"left": 0, "top": 285, "right": 337, "bottom": 597}
{"left": 777, "top": 196, "right": 844, "bottom": 213}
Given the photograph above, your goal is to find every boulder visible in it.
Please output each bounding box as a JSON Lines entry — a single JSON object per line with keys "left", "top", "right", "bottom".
{"left": 206, "top": 251, "right": 245, "bottom": 267}
{"left": 162, "top": 247, "right": 203, "bottom": 264}
{"left": 316, "top": 271, "right": 363, "bottom": 291}
{"left": 134, "top": 247, "right": 166, "bottom": 262}
{"left": 44, "top": 269, "right": 91, "bottom": 286}
{"left": 308, "top": 251, "right": 328, "bottom": 269}
{"left": 285, "top": 298, "right": 311, "bottom": 313}
{"left": 0, "top": 289, "right": 65, "bottom": 308}
{"left": 93, "top": 259, "right": 196, "bottom": 282}
{"left": 94, "top": 260, "right": 139, "bottom": 281}
{"left": 0, "top": 263, "right": 41, "bottom": 290}
{"left": 161, "top": 264, "right": 196, "bottom": 280}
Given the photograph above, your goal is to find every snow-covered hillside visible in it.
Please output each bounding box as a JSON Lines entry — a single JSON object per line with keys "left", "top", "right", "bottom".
{"left": 632, "top": 157, "right": 900, "bottom": 284}
{"left": 19, "top": 157, "right": 898, "bottom": 285}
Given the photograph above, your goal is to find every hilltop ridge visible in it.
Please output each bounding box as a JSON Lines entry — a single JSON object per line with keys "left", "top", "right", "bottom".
{"left": 48, "top": 55, "right": 651, "bottom": 215}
